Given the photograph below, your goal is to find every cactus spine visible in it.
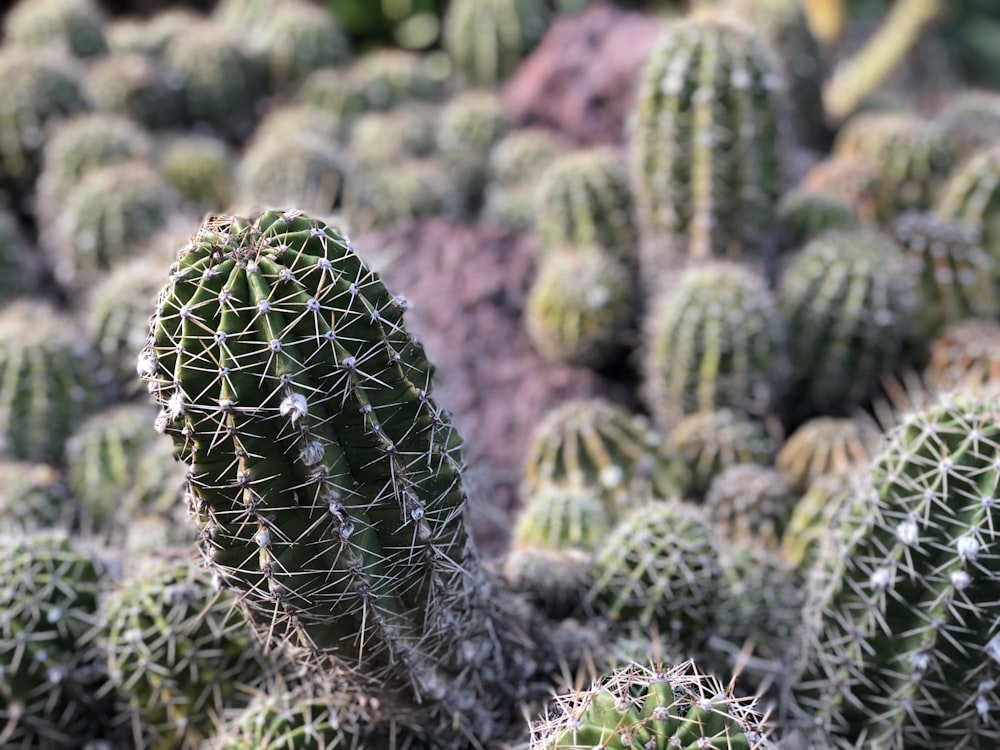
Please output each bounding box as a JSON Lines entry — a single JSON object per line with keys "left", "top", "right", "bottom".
{"left": 138, "top": 210, "right": 540, "bottom": 747}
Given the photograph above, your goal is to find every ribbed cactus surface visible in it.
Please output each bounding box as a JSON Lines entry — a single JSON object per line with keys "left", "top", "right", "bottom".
{"left": 139, "top": 209, "right": 535, "bottom": 745}
{"left": 787, "top": 394, "right": 1000, "bottom": 747}
{"left": 936, "top": 143, "right": 1000, "bottom": 282}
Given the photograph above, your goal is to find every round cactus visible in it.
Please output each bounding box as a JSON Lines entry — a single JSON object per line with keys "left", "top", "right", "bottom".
{"left": 936, "top": 143, "right": 1000, "bottom": 282}
{"left": 642, "top": 261, "right": 788, "bottom": 431}
{"left": 297, "top": 50, "right": 437, "bottom": 115}
{"left": 924, "top": 319, "right": 1000, "bottom": 398}
{"left": 525, "top": 249, "right": 635, "bottom": 369}
{"left": 800, "top": 155, "right": 882, "bottom": 224}
{"left": 775, "top": 415, "right": 883, "bottom": 495}
{"left": 235, "top": 134, "right": 346, "bottom": 216}
{"left": 513, "top": 482, "right": 613, "bottom": 553}
{"left": 531, "top": 660, "right": 775, "bottom": 749}
{"left": 664, "top": 408, "right": 776, "bottom": 498}
{"left": 488, "top": 127, "right": 567, "bottom": 190}
{"left": 0, "top": 530, "right": 114, "bottom": 747}
{"left": 521, "top": 398, "right": 678, "bottom": 522}
{"left": 443, "top": 0, "right": 549, "bottom": 87}
{"left": 3, "top": 0, "right": 107, "bottom": 59}
{"left": 629, "top": 15, "right": 786, "bottom": 284}
{"left": 42, "top": 160, "right": 179, "bottom": 291}
{"left": 0, "top": 460, "right": 71, "bottom": 534}
{"left": 101, "top": 556, "right": 277, "bottom": 750}
{"left": 157, "top": 133, "right": 234, "bottom": 214}
{"left": 105, "top": 9, "right": 201, "bottom": 58}
{"left": 347, "top": 103, "right": 438, "bottom": 168}
{"left": 0, "top": 49, "right": 87, "bottom": 193}
{"left": 935, "top": 89, "right": 1000, "bottom": 165}
{"left": 892, "top": 211, "right": 997, "bottom": 357}
{"left": 342, "top": 157, "right": 450, "bottom": 232}
{"left": 779, "top": 472, "right": 855, "bottom": 575}
{"left": 778, "top": 228, "right": 917, "bottom": 411}
{"left": 832, "top": 110, "right": 952, "bottom": 223}
{"left": 585, "top": 499, "right": 724, "bottom": 653}
{"left": 81, "top": 52, "right": 186, "bottom": 130}
{"left": 137, "top": 209, "right": 542, "bottom": 744}
{"left": 787, "top": 394, "right": 1000, "bottom": 747}
{"left": 502, "top": 547, "right": 592, "bottom": 621}
{"left": 0, "top": 301, "right": 108, "bottom": 463}
{"left": 776, "top": 186, "right": 863, "bottom": 248}
{"left": 536, "top": 146, "right": 637, "bottom": 265}
{"left": 704, "top": 462, "right": 797, "bottom": 548}
{"left": 35, "top": 112, "right": 154, "bottom": 223}
{"left": 253, "top": 103, "right": 349, "bottom": 146}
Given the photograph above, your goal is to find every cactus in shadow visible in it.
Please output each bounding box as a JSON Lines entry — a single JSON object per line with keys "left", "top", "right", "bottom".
{"left": 786, "top": 394, "right": 1000, "bottom": 747}
{"left": 776, "top": 186, "right": 862, "bottom": 249}
{"left": 531, "top": 660, "right": 776, "bottom": 749}
{"left": 81, "top": 52, "right": 186, "bottom": 131}
{"left": 936, "top": 143, "right": 1000, "bottom": 283}
{"left": 0, "top": 460, "right": 71, "bottom": 535}
{"left": 629, "top": 14, "right": 786, "bottom": 287}
{"left": 138, "top": 209, "right": 545, "bottom": 748}
{"left": 3, "top": 0, "right": 107, "bottom": 60}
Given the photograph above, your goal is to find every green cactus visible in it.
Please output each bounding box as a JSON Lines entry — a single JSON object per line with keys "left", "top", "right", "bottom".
{"left": 531, "top": 660, "right": 775, "bottom": 749}
{"left": 832, "top": 110, "right": 952, "bottom": 223}
{"left": 64, "top": 403, "right": 189, "bottom": 546}
{"left": 235, "top": 135, "right": 346, "bottom": 217}
{"left": 105, "top": 8, "right": 201, "bottom": 59}
{"left": 0, "top": 301, "right": 107, "bottom": 463}
{"left": 513, "top": 482, "right": 613, "bottom": 552}
{"left": 924, "top": 318, "right": 1000, "bottom": 397}
{"left": 347, "top": 103, "right": 438, "bottom": 168}
{"left": 776, "top": 186, "right": 863, "bottom": 248}
{"left": 35, "top": 112, "right": 154, "bottom": 224}
{"left": 443, "top": 0, "right": 549, "bottom": 87}
{"left": 0, "top": 530, "right": 115, "bottom": 747}
{"left": 585, "top": 499, "right": 725, "bottom": 653}
{"left": 664, "top": 409, "right": 776, "bottom": 499}
{"left": 0, "top": 49, "right": 87, "bottom": 193}
{"left": 342, "top": 157, "right": 450, "bottom": 232}
{"left": 536, "top": 146, "right": 637, "bottom": 265}
{"left": 157, "top": 133, "right": 235, "bottom": 215}
{"left": 641, "top": 262, "right": 788, "bottom": 431}
{"left": 893, "top": 211, "right": 998, "bottom": 358}
{"left": 501, "top": 547, "right": 592, "bottom": 621}
{"left": 488, "top": 127, "right": 567, "bottom": 190}
{"left": 3, "top": 0, "right": 107, "bottom": 59}
{"left": 138, "top": 209, "right": 543, "bottom": 746}
{"left": 0, "top": 460, "right": 71, "bottom": 534}
{"left": 101, "top": 556, "right": 278, "bottom": 750}
{"left": 42, "top": 160, "right": 179, "bottom": 291}
{"left": 778, "top": 472, "right": 854, "bottom": 575}
{"left": 799, "top": 155, "right": 883, "bottom": 224}
{"left": 934, "top": 89, "right": 1000, "bottom": 165}
{"left": 629, "top": 15, "right": 786, "bottom": 283}
{"left": 778, "top": 228, "right": 917, "bottom": 410}
{"left": 704, "top": 463, "right": 797, "bottom": 548}
{"left": 787, "top": 394, "right": 1000, "bottom": 747}
{"left": 936, "top": 143, "right": 1000, "bottom": 282}
{"left": 775, "top": 415, "right": 883, "bottom": 495}
{"left": 481, "top": 183, "right": 539, "bottom": 231}
{"left": 524, "top": 249, "right": 635, "bottom": 369}
{"left": 81, "top": 52, "right": 186, "bottom": 130}
{"left": 521, "top": 397, "right": 678, "bottom": 522}
{"left": 253, "top": 103, "right": 350, "bottom": 146}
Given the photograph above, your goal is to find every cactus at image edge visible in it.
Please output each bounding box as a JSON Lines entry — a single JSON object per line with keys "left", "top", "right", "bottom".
{"left": 101, "top": 556, "right": 278, "bottom": 750}
{"left": 531, "top": 660, "right": 774, "bottom": 749}
{"left": 936, "top": 143, "right": 1000, "bottom": 283}
{"left": 138, "top": 210, "right": 540, "bottom": 746}
{"left": 0, "top": 207, "right": 41, "bottom": 304}
{"left": 629, "top": 15, "right": 785, "bottom": 285}
{"left": 924, "top": 319, "right": 1000, "bottom": 397}
{"left": 443, "top": 0, "right": 549, "bottom": 87}
{"left": 779, "top": 228, "right": 916, "bottom": 411}
{"left": 642, "top": 261, "right": 788, "bottom": 431}
{"left": 3, "top": 0, "right": 107, "bottom": 59}
{"left": 799, "top": 155, "right": 882, "bottom": 224}
{"left": 521, "top": 397, "right": 678, "bottom": 522}
{"left": 0, "top": 301, "right": 107, "bottom": 463}
{"left": 0, "top": 530, "right": 115, "bottom": 747}
{"left": 787, "top": 394, "right": 1000, "bottom": 747}
{"left": 934, "top": 90, "right": 1000, "bottom": 165}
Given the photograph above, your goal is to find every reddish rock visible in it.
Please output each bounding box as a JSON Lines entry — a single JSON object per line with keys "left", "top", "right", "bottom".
{"left": 503, "top": 2, "right": 666, "bottom": 146}
{"left": 357, "top": 219, "right": 627, "bottom": 555}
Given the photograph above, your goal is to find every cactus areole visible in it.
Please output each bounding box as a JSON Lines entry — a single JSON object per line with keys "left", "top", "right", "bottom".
{"left": 138, "top": 210, "right": 526, "bottom": 744}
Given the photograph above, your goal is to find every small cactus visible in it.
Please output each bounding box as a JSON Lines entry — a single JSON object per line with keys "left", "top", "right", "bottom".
{"left": 531, "top": 660, "right": 775, "bottom": 749}
{"left": 235, "top": 134, "right": 346, "bottom": 216}
{"left": 775, "top": 415, "right": 883, "bottom": 495}
{"left": 157, "top": 133, "right": 235, "bottom": 214}
{"left": 924, "top": 319, "right": 1000, "bottom": 397}
{"left": 936, "top": 143, "right": 1000, "bottom": 282}
{"left": 342, "top": 157, "right": 450, "bottom": 232}
{"left": 704, "top": 463, "right": 797, "bottom": 548}
{"left": 297, "top": 50, "right": 436, "bottom": 115}
{"left": 779, "top": 472, "right": 854, "bottom": 574}
{"left": 3, "top": 0, "right": 107, "bottom": 60}
{"left": 81, "top": 52, "right": 187, "bottom": 130}
{"left": 0, "top": 460, "right": 71, "bottom": 534}
{"left": 513, "top": 482, "right": 613, "bottom": 553}
{"left": 776, "top": 186, "right": 863, "bottom": 249}
{"left": 347, "top": 104, "right": 438, "bottom": 168}
{"left": 799, "top": 155, "right": 882, "bottom": 223}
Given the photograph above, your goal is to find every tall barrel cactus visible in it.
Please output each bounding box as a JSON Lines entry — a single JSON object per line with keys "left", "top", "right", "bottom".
{"left": 137, "top": 210, "right": 541, "bottom": 747}
{"left": 629, "top": 14, "right": 786, "bottom": 287}
{"left": 787, "top": 394, "right": 1000, "bottom": 747}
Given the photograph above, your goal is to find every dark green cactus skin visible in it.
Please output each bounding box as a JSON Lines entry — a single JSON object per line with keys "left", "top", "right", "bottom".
{"left": 642, "top": 262, "right": 788, "bottom": 431}
{"left": 101, "top": 556, "right": 277, "bottom": 750}
{"left": 629, "top": 15, "right": 786, "bottom": 282}
{"left": 139, "top": 210, "right": 537, "bottom": 745}
{"left": 0, "top": 531, "right": 115, "bottom": 748}
{"left": 778, "top": 228, "right": 916, "bottom": 411}
{"left": 443, "top": 0, "right": 549, "bottom": 87}
{"left": 936, "top": 144, "right": 1000, "bottom": 283}
{"left": 531, "top": 660, "right": 775, "bottom": 750}
{"left": 892, "top": 211, "right": 997, "bottom": 357}
{"left": 82, "top": 52, "right": 187, "bottom": 131}
{"left": 0, "top": 301, "right": 107, "bottom": 463}
{"left": 776, "top": 187, "right": 862, "bottom": 249}
{"left": 787, "top": 395, "right": 1000, "bottom": 748}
